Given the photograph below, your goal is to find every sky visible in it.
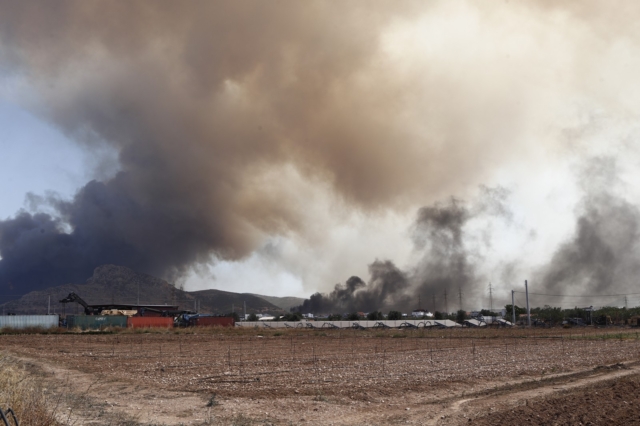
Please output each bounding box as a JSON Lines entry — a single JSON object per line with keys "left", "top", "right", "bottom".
{"left": 2, "top": 1, "right": 640, "bottom": 310}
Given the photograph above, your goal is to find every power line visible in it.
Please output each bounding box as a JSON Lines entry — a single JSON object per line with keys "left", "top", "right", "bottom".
{"left": 514, "top": 291, "right": 640, "bottom": 298}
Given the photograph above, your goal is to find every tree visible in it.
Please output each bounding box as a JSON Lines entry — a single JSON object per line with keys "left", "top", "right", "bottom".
{"left": 434, "top": 311, "right": 443, "bottom": 320}
{"left": 328, "top": 314, "right": 342, "bottom": 321}
{"left": 456, "top": 309, "right": 466, "bottom": 323}
{"left": 387, "top": 311, "right": 402, "bottom": 321}
{"left": 229, "top": 312, "right": 240, "bottom": 322}
{"left": 367, "top": 311, "right": 383, "bottom": 321}
{"left": 283, "top": 312, "right": 303, "bottom": 321}
{"left": 505, "top": 304, "right": 526, "bottom": 319}
{"left": 247, "top": 313, "right": 258, "bottom": 322}
{"left": 533, "top": 305, "right": 563, "bottom": 324}
{"left": 347, "top": 312, "right": 361, "bottom": 321}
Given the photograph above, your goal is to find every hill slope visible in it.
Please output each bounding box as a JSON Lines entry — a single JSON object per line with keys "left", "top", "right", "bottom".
{"left": 250, "top": 294, "right": 306, "bottom": 311}
{"left": 0, "top": 265, "right": 284, "bottom": 315}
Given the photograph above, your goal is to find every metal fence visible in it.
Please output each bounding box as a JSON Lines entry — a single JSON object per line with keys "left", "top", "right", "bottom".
{"left": 0, "top": 406, "right": 18, "bottom": 426}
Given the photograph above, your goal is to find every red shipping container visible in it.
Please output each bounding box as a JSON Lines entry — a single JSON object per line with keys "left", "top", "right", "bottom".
{"left": 191, "top": 317, "right": 235, "bottom": 327}
{"left": 127, "top": 317, "right": 174, "bottom": 328}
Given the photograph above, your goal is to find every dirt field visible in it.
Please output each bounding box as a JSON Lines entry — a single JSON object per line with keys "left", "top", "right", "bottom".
{"left": 2, "top": 326, "right": 640, "bottom": 425}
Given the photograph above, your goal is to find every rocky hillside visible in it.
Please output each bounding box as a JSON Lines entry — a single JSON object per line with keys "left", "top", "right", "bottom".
{"left": 0, "top": 265, "right": 284, "bottom": 316}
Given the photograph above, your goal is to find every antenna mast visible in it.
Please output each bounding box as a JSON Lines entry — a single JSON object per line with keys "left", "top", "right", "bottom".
{"left": 489, "top": 282, "right": 493, "bottom": 312}
{"left": 444, "top": 289, "right": 448, "bottom": 315}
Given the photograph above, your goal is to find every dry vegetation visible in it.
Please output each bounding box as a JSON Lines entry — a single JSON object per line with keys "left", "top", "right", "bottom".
{"left": 0, "top": 353, "right": 60, "bottom": 426}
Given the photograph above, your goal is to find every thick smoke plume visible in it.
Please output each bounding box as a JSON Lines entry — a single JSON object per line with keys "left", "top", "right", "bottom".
{"left": 1, "top": 1, "right": 640, "bottom": 302}
{"left": 536, "top": 158, "right": 640, "bottom": 302}
{"left": 297, "top": 189, "right": 510, "bottom": 314}
{"left": 0, "top": 2, "right": 534, "bottom": 297}
{"left": 299, "top": 158, "right": 640, "bottom": 314}
{"left": 0, "top": 2, "right": 424, "bottom": 296}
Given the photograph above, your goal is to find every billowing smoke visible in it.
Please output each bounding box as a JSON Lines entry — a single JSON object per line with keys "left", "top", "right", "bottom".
{"left": 1, "top": 2, "right": 640, "bottom": 303}
{"left": 297, "top": 158, "right": 640, "bottom": 314}
{"left": 298, "top": 263, "right": 412, "bottom": 314}
{"left": 0, "top": 2, "right": 533, "bottom": 297}
{"left": 536, "top": 158, "right": 640, "bottom": 301}
{"left": 0, "top": 2, "right": 423, "bottom": 296}
{"left": 297, "top": 189, "right": 510, "bottom": 314}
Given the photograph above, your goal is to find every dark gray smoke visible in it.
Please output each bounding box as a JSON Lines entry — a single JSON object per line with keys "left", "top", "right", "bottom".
{"left": 0, "top": 2, "right": 423, "bottom": 299}
{"left": 1, "top": 2, "right": 639, "bottom": 304}
{"left": 297, "top": 190, "right": 511, "bottom": 314}
{"left": 298, "top": 262, "right": 412, "bottom": 313}
{"left": 0, "top": 177, "right": 228, "bottom": 298}
{"left": 536, "top": 158, "right": 640, "bottom": 299}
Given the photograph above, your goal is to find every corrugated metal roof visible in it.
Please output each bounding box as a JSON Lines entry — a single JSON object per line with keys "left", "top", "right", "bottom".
{"left": 434, "top": 319, "right": 462, "bottom": 327}
{"left": 464, "top": 319, "right": 486, "bottom": 327}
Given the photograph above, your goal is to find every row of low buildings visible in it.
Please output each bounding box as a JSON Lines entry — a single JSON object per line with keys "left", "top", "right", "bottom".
{"left": 0, "top": 313, "right": 235, "bottom": 330}
{"left": 260, "top": 309, "right": 507, "bottom": 321}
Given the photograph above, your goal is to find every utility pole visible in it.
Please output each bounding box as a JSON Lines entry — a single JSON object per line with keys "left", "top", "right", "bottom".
{"left": 444, "top": 289, "right": 448, "bottom": 315}
{"left": 625, "top": 296, "right": 628, "bottom": 310}
{"left": 525, "top": 280, "right": 531, "bottom": 327}
{"left": 489, "top": 283, "right": 493, "bottom": 313}
{"left": 244, "top": 301, "right": 246, "bottom": 321}
{"left": 458, "top": 287, "right": 463, "bottom": 311}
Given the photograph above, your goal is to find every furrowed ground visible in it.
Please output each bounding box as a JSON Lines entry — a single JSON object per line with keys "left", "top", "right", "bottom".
{"left": 2, "top": 327, "right": 640, "bottom": 425}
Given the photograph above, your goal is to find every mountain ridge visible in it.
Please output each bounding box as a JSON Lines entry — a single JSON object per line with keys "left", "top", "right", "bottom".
{"left": 0, "top": 265, "right": 287, "bottom": 316}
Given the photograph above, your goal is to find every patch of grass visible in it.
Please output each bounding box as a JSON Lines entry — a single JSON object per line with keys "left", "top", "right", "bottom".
{"left": 0, "top": 326, "right": 67, "bottom": 335}
{"left": 0, "top": 353, "right": 60, "bottom": 425}
{"left": 392, "top": 334, "right": 407, "bottom": 338}
{"left": 273, "top": 332, "right": 283, "bottom": 337}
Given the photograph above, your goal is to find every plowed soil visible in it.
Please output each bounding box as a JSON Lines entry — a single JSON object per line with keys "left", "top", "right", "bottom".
{"left": 472, "top": 369, "right": 640, "bottom": 425}
{"left": 2, "top": 327, "right": 640, "bottom": 425}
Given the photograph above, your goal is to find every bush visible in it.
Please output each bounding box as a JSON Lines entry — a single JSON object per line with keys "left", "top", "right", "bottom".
{"left": 347, "top": 312, "right": 361, "bottom": 321}
{"left": 247, "top": 313, "right": 258, "bottom": 321}
{"left": 367, "top": 311, "right": 383, "bottom": 321}
{"left": 283, "top": 312, "right": 303, "bottom": 321}
{"left": 434, "top": 311, "right": 443, "bottom": 320}
{"left": 327, "top": 314, "right": 342, "bottom": 321}
{"left": 387, "top": 311, "right": 402, "bottom": 320}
